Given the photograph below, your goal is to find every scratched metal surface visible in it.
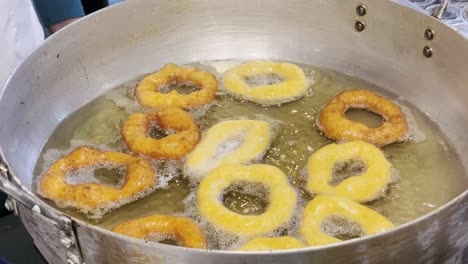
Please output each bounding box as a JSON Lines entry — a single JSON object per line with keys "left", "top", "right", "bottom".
{"left": 17, "top": 206, "right": 67, "bottom": 263}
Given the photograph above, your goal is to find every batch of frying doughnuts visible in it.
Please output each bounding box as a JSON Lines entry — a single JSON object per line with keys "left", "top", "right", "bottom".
{"left": 38, "top": 60, "right": 413, "bottom": 251}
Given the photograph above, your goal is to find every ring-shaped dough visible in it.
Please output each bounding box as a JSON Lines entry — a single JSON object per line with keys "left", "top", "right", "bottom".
{"left": 38, "top": 147, "right": 156, "bottom": 216}
{"left": 236, "top": 237, "right": 305, "bottom": 251}
{"left": 186, "top": 120, "right": 271, "bottom": 179}
{"left": 136, "top": 64, "right": 217, "bottom": 109}
{"left": 317, "top": 89, "right": 408, "bottom": 146}
{"left": 306, "top": 141, "right": 391, "bottom": 203}
{"left": 122, "top": 108, "right": 201, "bottom": 159}
{"left": 223, "top": 61, "right": 309, "bottom": 105}
{"left": 300, "top": 195, "right": 394, "bottom": 246}
{"left": 198, "top": 164, "right": 297, "bottom": 236}
{"left": 112, "top": 215, "right": 207, "bottom": 249}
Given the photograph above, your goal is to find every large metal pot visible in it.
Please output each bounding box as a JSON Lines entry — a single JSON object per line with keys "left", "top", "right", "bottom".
{"left": 0, "top": 0, "right": 467, "bottom": 263}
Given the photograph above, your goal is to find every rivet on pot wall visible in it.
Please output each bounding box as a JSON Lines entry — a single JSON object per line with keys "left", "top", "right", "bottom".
{"left": 356, "top": 5, "right": 367, "bottom": 16}
{"left": 423, "top": 46, "right": 433, "bottom": 58}
{"left": 425, "top": 29, "right": 435, "bottom": 40}
{"left": 355, "top": 21, "right": 365, "bottom": 32}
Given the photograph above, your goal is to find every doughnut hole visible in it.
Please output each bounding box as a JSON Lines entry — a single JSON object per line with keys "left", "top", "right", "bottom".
{"left": 345, "top": 108, "right": 384, "bottom": 128}
{"left": 65, "top": 163, "right": 126, "bottom": 187}
{"left": 158, "top": 81, "right": 200, "bottom": 94}
{"left": 215, "top": 133, "right": 245, "bottom": 159}
{"left": 321, "top": 215, "right": 365, "bottom": 240}
{"left": 243, "top": 73, "right": 285, "bottom": 87}
{"left": 148, "top": 122, "right": 175, "bottom": 139}
{"left": 146, "top": 233, "right": 181, "bottom": 246}
{"left": 330, "top": 158, "right": 367, "bottom": 186}
{"left": 222, "top": 181, "right": 270, "bottom": 215}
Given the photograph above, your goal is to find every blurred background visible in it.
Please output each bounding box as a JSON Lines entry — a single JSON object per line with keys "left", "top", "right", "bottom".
{"left": 407, "top": 0, "right": 468, "bottom": 37}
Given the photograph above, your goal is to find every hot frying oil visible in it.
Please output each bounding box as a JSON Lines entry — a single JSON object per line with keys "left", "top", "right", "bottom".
{"left": 34, "top": 60, "right": 467, "bottom": 249}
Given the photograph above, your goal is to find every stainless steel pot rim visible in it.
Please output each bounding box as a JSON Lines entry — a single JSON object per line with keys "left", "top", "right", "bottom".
{"left": 73, "top": 189, "right": 466, "bottom": 254}
{"left": 0, "top": 0, "right": 466, "bottom": 257}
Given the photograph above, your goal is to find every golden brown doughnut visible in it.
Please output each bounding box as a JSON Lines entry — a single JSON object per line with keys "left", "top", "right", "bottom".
{"left": 38, "top": 147, "right": 156, "bottom": 216}
{"left": 317, "top": 89, "right": 408, "bottom": 146}
{"left": 122, "top": 108, "right": 201, "bottom": 159}
{"left": 113, "top": 215, "right": 207, "bottom": 249}
{"left": 136, "top": 64, "right": 217, "bottom": 109}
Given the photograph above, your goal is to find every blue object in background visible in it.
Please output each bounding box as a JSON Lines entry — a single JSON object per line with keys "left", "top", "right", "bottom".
{"left": 109, "top": 0, "right": 124, "bottom": 5}
{"left": 0, "top": 256, "right": 9, "bottom": 264}
{"left": 33, "top": 0, "right": 85, "bottom": 27}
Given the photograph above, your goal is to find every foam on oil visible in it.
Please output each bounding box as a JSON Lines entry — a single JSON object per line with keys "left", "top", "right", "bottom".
{"left": 33, "top": 60, "right": 467, "bottom": 250}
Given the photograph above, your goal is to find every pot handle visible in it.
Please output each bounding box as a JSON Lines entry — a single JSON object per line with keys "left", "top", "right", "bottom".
{"left": 0, "top": 160, "right": 84, "bottom": 264}
{"left": 0, "top": 160, "right": 58, "bottom": 218}
{"left": 0, "top": 162, "right": 41, "bottom": 213}
{"left": 432, "top": 0, "right": 451, "bottom": 20}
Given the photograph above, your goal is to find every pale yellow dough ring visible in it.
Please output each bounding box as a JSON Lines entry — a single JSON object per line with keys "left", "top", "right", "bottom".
{"left": 198, "top": 164, "right": 297, "bottom": 236}
{"left": 223, "top": 61, "right": 309, "bottom": 105}
{"left": 300, "top": 195, "right": 394, "bottom": 246}
{"left": 307, "top": 141, "right": 391, "bottom": 203}
{"left": 186, "top": 120, "right": 272, "bottom": 179}
{"left": 236, "top": 237, "right": 306, "bottom": 251}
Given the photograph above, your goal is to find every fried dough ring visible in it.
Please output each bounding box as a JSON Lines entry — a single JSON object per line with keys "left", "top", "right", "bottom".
{"left": 122, "top": 108, "right": 201, "bottom": 159}
{"left": 223, "top": 61, "right": 309, "bottom": 105}
{"left": 306, "top": 141, "right": 391, "bottom": 203}
{"left": 136, "top": 64, "right": 217, "bottom": 109}
{"left": 300, "top": 195, "right": 394, "bottom": 246}
{"left": 186, "top": 120, "right": 272, "bottom": 179}
{"left": 198, "top": 164, "right": 297, "bottom": 236}
{"left": 236, "top": 237, "right": 305, "bottom": 251}
{"left": 317, "top": 89, "right": 408, "bottom": 146}
{"left": 112, "top": 215, "right": 207, "bottom": 249}
{"left": 38, "top": 147, "right": 156, "bottom": 216}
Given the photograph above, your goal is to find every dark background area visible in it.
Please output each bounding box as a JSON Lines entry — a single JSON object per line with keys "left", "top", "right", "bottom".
{"left": 81, "top": 0, "right": 108, "bottom": 15}
{"left": 0, "top": 215, "right": 46, "bottom": 264}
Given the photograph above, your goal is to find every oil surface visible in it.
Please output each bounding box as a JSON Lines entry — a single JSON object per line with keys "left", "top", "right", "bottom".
{"left": 34, "top": 60, "right": 467, "bottom": 249}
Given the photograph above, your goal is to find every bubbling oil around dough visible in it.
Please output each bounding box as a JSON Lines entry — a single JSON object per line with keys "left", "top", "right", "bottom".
{"left": 34, "top": 60, "right": 467, "bottom": 250}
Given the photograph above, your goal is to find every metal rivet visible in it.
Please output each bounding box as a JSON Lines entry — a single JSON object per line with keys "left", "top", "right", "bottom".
{"left": 423, "top": 46, "right": 433, "bottom": 57}
{"left": 4, "top": 199, "right": 14, "bottom": 212}
{"left": 66, "top": 255, "right": 80, "bottom": 264}
{"left": 356, "top": 5, "right": 367, "bottom": 16}
{"left": 4, "top": 197, "right": 18, "bottom": 215}
{"left": 425, "top": 29, "right": 435, "bottom": 40}
{"left": 355, "top": 21, "right": 366, "bottom": 32}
